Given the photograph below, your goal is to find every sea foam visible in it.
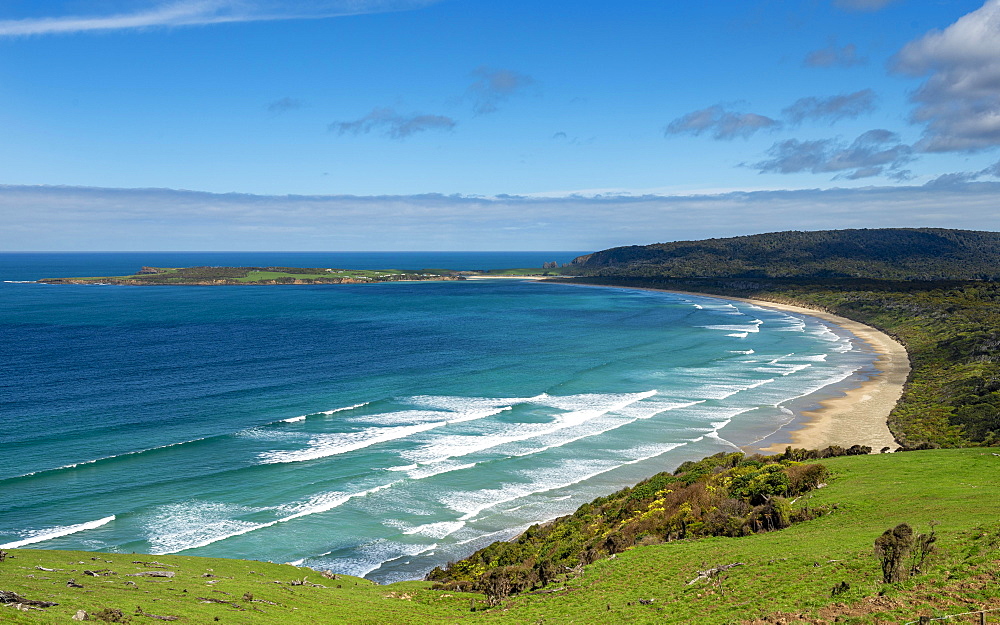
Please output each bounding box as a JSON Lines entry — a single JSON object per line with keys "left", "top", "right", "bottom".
{"left": 0, "top": 515, "right": 116, "bottom": 549}
{"left": 258, "top": 422, "right": 444, "bottom": 464}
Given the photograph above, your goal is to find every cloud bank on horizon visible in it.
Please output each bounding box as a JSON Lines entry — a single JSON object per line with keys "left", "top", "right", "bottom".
{"left": 3, "top": 182, "right": 998, "bottom": 252}
{"left": 0, "top": 0, "right": 999, "bottom": 250}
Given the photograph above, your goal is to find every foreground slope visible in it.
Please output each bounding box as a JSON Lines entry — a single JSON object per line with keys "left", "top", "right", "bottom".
{"left": 4, "top": 449, "right": 1000, "bottom": 624}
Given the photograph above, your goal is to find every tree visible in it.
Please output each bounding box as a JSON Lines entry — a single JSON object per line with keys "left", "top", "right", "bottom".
{"left": 874, "top": 523, "right": 914, "bottom": 583}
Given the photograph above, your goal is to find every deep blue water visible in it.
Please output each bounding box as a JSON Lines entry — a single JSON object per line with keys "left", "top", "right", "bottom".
{"left": 0, "top": 252, "right": 875, "bottom": 582}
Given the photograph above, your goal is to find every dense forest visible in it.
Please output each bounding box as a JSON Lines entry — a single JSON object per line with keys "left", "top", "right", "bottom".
{"left": 570, "top": 228, "right": 1000, "bottom": 281}
{"left": 561, "top": 228, "right": 1000, "bottom": 448}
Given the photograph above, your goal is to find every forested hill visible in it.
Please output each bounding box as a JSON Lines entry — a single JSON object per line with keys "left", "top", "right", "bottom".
{"left": 570, "top": 228, "right": 1000, "bottom": 280}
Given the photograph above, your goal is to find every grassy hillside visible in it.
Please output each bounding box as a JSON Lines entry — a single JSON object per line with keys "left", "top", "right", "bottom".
{"left": 4, "top": 449, "right": 1000, "bottom": 624}
{"left": 488, "top": 448, "right": 1000, "bottom": 624}
{"left": 569, "top": 228, "right": 1000, "bottom": 280}
{"left": 426, "top": 447, "right": 852, "bottom": 599}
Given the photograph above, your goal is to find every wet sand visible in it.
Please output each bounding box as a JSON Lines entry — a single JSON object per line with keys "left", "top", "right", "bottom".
{"left": 735, "top": 299, "right": 908, "bottom": 453}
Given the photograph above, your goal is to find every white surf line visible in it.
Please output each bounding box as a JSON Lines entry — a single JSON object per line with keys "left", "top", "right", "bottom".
{"left": 279, "top": 402, "right": 371, "bottom": 423}
{"left": 156, "top": 482, "right": 401, "bottom": 554}
{"left": 403, "top": 394, "right": 547, "bottom": 411}
{"left": 349, "top": 407, "right": 511, "bottom": 426}
{"left": 448, "top": 442, "right": 686, "bottom": 522}
{"left": 461, "top": 399, "right": 704, "bottom": 465}
{"left": 401, "top": 520, "right": 467, "bottom": 539}
{"left": 8, "top": 436, "right": 214, "bottom": 481}
{"left": 336, "top": 541, "right": 442, "bottom": 579}
{"left": 400, "top": 399, "right": 699, "bottom": 478}
{"left": 1, "top": 515, "right": 116, "bottom": 549}
{"left": 258, "top": 422, "right": 445, "bottom": 464}
{"left": 261, "top": 407, "right": 515, "bottom": 464}
{"left": 401, "top": 391, "right": 658, "bottom": 465}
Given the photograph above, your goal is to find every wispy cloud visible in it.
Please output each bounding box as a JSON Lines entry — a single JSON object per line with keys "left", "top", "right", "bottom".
{"left": 923, "top": 160, "right": 1000, "bottom": 187}
{"left": 267, "top": 97, "right": 304, "bottom": 115}
{"left": 783, "top": 90, "right": 877, "bottom": 124}
{"left": 3, "top": 183, "right": 998, "bottom": 251}
{"left": 753, "top": 129, "right": 913, "bottom": 179}
{"left": 983, "top": 159, "right": 1000, "bottom": 178}
{"left": 832, "top": 0, "right": 900, "bottom": 12}
{"left": 803, "top": 42, "right": 867, "bottom": 68}
{"left": 0, "top": 0, "right": 440, "bottom": 37}
{"left": 893, "top": 0, "right": 1000, "bottom": 153}
{"left": 467, "top": 67, "right": 535, "bottom": 115}
{"left": 665, "top": 105, "right": 781, "bottom": 140}
{"left": 329, "top": 107, "right": 456, "bottom": 139}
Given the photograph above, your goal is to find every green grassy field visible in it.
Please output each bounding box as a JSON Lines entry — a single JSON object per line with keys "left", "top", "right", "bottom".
{"left": 3, "top": 449, "right": 999, "bottom": 624}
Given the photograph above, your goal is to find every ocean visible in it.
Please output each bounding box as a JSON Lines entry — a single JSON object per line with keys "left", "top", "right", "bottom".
{"left": 0, "top": 252, "right": 876, "bottom": 583}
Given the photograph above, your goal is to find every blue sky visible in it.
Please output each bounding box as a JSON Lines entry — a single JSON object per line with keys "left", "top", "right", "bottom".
{"left": 2, "top": 0, "right": 1000, "bottom": 250}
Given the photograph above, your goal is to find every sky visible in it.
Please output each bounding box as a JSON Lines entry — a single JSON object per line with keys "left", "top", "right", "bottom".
{"left": 2, "top": 0, "right": 1000, "bottom": 251}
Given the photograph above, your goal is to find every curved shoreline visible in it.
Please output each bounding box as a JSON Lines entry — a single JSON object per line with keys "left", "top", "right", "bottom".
{"left": 547, "top": 281, "right": 910, "bottom": 453}
{"left": 736, "top": 298, "right": 907, "bottom": 453}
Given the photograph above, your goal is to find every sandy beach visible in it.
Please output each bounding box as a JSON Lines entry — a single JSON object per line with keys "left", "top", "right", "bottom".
{"left": 737, "top": 299, "right": 909, "bottom": 453}
{"left": 551, "top": 282, "right": 910, "bottom": 454}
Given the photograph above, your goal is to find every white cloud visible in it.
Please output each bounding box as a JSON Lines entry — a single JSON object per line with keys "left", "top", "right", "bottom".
{"left": 0, "top": 1, "right": 440, "bottom": 36}
{"left": 665, "top": 105, "right": 781, "bottom": 140}
{"left": 753, "top": 130, "right": 913, "bottom": 179}
{"left": 2, "top": 183, "right": 997, "bottom": 251}
{"left": 893, "top": 0, "right": 1000, "bottom": 152}
{"left": 783, "top": 90, "right": 877, "bottom": 124}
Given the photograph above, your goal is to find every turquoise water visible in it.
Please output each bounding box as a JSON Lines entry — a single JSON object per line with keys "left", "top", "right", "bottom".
{"left": 0, "top": 253, "right": 874, "bottom": 582}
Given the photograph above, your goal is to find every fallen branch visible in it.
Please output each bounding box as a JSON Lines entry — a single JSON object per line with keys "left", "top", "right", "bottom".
{"left": 0, "top": 590, "right": 58, "bottom": 608}
{"left": 687, "top": 562, "right": 745, "bottom": 585}
{"left": 197, "top": 597, "right": 244, "bottom": 610}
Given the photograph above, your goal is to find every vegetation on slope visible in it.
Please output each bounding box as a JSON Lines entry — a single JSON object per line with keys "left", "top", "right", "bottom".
{"left": 569, "top": 228, "right": 1000, "bottom": 281}
{"left": 426, "top": 446, "right": 871, "bottom": 604}
{"left": 491, "top": 448, "right": 1000, "bottom": 625}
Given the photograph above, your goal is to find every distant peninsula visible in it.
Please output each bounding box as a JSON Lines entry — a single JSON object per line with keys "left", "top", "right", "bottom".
{"left": 37, "top": 265, "right": 470, "bottom": 286}
{"left": 36, "top": 263, "right": 573, "bottom": 286}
